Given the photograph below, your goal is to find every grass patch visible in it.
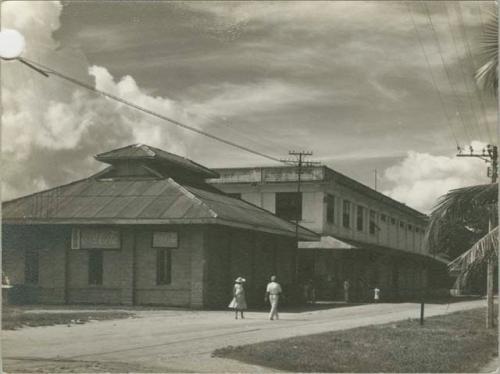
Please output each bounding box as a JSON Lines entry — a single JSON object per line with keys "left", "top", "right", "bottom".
{"left": 214, "top": 307, "right": 498, "bottom": 372}
{"left": 2, "top": 306, "right": 134, "bottom": 330}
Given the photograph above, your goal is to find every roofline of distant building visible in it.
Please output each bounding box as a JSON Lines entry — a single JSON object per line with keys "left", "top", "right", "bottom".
{"left": 211, "top": 165, "right": 427, "bottom": 220}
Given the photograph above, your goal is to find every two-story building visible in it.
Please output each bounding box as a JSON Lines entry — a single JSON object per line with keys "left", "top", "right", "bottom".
{"left": 209, "top": 166, "right": 450, "bottom": 301}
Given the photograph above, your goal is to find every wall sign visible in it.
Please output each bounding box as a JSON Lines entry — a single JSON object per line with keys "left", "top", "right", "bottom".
{"left": 152, "top": 231, "right": 178, "bottom": 248}
{"left": 72, "top": 228, "right": 121, "bottom": 249}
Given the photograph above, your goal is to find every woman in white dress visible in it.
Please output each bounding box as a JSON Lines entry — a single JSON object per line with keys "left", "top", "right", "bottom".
{"left": 229, "top": 277, "right": 247, "bottom": 319}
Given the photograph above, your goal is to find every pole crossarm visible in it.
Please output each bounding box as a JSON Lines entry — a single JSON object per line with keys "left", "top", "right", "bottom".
{"left": 456, "top": 144, "right": 498, "bottom": 182}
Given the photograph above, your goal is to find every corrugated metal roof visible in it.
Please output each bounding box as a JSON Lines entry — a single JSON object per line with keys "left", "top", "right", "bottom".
{"left": 95, "top": 144, "right": 219, "bottom": 179}
{"left": 299, "top": 235, "right": 447, "bottom": 264}
{"left": 2, "top": 177, "right": 318, "bottom": 240}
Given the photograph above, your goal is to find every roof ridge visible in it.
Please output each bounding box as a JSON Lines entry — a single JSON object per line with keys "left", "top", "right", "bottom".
{"left": 138, "top": 144, "right": 156, "bottom": 157}
{"left": 166, "top": 178, "right": 218, "bottom": 218}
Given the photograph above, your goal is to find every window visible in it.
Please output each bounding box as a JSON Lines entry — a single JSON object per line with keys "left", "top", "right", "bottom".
{"left": 88, "top": 250, "right": 103, "bottom": 285}
{"left": 227, "top": 193, "right": 241, "bottom": 199}
{"left": 381, "top": 214, "right": 387, "bottom": 222}
{"left": 157, "top": 249, "right": 172, "bottom": 285}
{"left": 276, "top": 192, "right": 302, "bottom": 221}
{"left": 399, "top": 221, "right": 405, "bottom": 229}
{"left": 408, "top": 224, "right": 413, "bottom": 231}
{"left": 390, "top": 217, "right": 396, "bottom": 225}
{"left": 369, "top": 210, "right": 377, "bottom": 235}
{"left": 356, "top": 206, "right": 364, "bottom": 231}
{"left": 342, "top": 200, "right": 351, "bottom": 228}
{"left": 326, "top": 194, "right": 335, "bottom": 224}
{"left": 25, "top": 249, "right": 39, "bottom": 285}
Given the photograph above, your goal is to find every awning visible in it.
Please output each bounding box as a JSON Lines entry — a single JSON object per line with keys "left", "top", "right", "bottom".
{"left": 299, "top": 235, "right": 356, "bottom": 250}
{"left": 299, "top": 235, "right": 450, "bottom": 265}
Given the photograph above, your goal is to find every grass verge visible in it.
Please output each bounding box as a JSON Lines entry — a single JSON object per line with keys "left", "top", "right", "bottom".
{"left": 2, "top": 306, "right": 134, "bottom": 330}
{"left": 214, "top": 307, "right": 498, "bottom": 373}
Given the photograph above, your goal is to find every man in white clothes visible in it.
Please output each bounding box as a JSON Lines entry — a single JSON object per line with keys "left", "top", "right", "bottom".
{"left": 265, "top": 275, "right": 282, "bottom": 320}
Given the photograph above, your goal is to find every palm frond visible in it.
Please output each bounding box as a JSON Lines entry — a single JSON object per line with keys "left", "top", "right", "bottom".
{"left": 425, "top": 183, "right": 498, "bottom": 253}
{"left": 448, "top": 226, "right": 499, "bottom": 287}
{"left": 475, "top": 11, "right": 498, "bottom": 96}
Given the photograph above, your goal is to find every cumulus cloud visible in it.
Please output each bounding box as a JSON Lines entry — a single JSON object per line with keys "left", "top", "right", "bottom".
{"left": 382, "top": 142, "right": 489, "bottom": 213}
{"left": 1, "top": 1, "right": 194, "bottom": 200}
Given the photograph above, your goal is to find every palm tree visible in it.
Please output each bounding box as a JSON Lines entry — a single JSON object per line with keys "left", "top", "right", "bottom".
{"left": 426, "top": 183, "right": 498, "bottom": 287}
{"left": 425, "top": 6, "right": 498, "bottom": 328}
{"left": 475, "top": 10, "right": 498, "bottom": 96}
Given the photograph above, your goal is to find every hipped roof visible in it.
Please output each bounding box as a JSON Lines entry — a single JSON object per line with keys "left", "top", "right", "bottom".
{"left": 96, "top": 144, "right": 219, "bottom": 179}
{"left": 2, "top": 177, "right": 318, "bottom": 240}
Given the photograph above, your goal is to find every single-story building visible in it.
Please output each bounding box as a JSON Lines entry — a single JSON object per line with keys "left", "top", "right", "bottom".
{"left": 2, "top": 144, "right": 318, "bottom": 307}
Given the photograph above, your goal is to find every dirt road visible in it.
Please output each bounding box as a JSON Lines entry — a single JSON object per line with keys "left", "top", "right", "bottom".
{"left": 2, "top": 299, "right": 487, "bottom": 373}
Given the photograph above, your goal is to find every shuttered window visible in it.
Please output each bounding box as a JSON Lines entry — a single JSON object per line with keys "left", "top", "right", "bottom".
{"left": 88, "top": 250, "right": 103, "bottom": 285}
{"left": 356, "top": 206, "right": 364, "bottom": 231}
{"left": 25, "top": 249, "right": 39, "bottom": 285}
{"left": 326, "top": 194, "right": 335, "bottom": 224}
{"left": 157, "top": 249, "right": 172, "bottom": 285}
{"left": 342, "top": 200, "right": 351, "bottom": 228}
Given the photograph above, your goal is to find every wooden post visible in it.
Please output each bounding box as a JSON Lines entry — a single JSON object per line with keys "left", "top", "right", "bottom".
{"left": 486, "top": 217, "right": 495, "bottom": 329}
{"left": 420, "top": 301, "right": 425, "bottom": 325}
{"left": 486, "top": 147, "right": 497, "bottom": 328}
{"left": 487, "top": 258, "right": 494, "bottom": 328}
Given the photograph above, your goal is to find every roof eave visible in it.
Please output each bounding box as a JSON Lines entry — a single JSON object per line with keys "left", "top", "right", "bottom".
{"left": 2, "top": 217, "right": 319, "bottom": 240}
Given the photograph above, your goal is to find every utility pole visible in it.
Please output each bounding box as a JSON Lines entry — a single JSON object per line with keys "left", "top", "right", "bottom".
{"left": 281, "top": 151, "right": 320, "bottom": 288}
{"left": 457, "top": 144, "right": 497, "bottom": 328}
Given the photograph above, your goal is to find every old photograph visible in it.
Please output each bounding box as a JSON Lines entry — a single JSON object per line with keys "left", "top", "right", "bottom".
{"left": 0, "top": 1, "right": 498, "bottom": 373}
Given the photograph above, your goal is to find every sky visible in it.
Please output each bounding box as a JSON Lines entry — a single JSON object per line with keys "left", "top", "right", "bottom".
{"left": 1, "top": 1, "right": 497, "bottom": 213}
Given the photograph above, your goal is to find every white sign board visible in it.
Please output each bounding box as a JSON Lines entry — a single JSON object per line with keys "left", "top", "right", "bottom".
{"left": 152, "top": 231, "right": 178, "bottom": 248}
{"left": 78, "top": 228, "right": 121, "bottom": 249}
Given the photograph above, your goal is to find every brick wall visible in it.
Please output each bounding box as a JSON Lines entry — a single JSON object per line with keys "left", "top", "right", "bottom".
{"left": 134, "top": 226, "right": 203, "bottom": 307}
{"left": 67, "top": 248, "right": 122, "bottom": 305}
{"left": 3, "top": 224, "right": 299, "bottom": 308}
{"left": 2, "top": 225, "right": 70, "bottom": 304}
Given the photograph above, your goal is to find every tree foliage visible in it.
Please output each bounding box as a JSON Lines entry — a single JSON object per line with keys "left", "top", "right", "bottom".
{"left": 475, "top": 10, "right": 498, "bottom": 96}
{"left": 425, "top": 183, "right": 498, "bottom": 284}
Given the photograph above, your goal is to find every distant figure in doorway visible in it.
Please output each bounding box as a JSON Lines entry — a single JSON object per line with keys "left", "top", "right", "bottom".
{"left": 265, "top": 275, "right": 282, "bottom": 320}
{"left": 229, "top": 277, "right": 247, "bottom": 319}
{"left": 373, "top": 287, "right": 381, "bottom": 303}
{"left": 305, "top": 278, "right": 316, "bottom": 304}
{"left": 343, "top": 279, "right": 350, "bottom": 302}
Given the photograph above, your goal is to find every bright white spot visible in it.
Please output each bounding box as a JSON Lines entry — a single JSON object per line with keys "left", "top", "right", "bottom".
{"left": 0, "top": 29, "right": 25, "bottom": 59}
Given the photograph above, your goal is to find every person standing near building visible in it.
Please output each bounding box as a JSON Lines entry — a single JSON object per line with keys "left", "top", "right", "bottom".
{"left": 229, "top": 277, "right": 247, "bottom": 319}
{"left": 265, "top": 275, "right": 282, "bottom": 320}
{"left": 373, "top": 286, "right": 380, "bottom": 303}
{"left": 343, "top": 279, "right": 350, "bottom": 302}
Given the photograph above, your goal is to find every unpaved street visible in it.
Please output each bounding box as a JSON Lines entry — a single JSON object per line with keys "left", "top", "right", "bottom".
{"left": 2, "top": 300, "right": 487, "bottom": 373}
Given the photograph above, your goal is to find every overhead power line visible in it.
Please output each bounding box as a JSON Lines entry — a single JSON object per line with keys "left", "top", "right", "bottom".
{"left": 407, "top": 3, "right": 461, "bottom": 147}
{"left": 423, "top": 2, "right": 476, "bottom": 143}
{"left": 17, "top": 57, "right": 284, "bottom": 164}
{"left": 443, "top": 3, "right": 487, "bottom": 143}
{"left": 455, "top": 2, "right": 494, "bottom": 142}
